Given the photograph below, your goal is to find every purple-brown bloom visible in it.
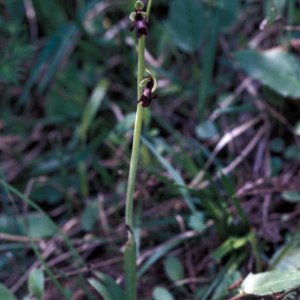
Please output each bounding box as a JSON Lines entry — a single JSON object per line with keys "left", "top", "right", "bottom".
{"left": 138, "top": 75, "right": 157, "bottom": 107}
{"left": 129, "top": 7, "right": 148, "bottom": 39}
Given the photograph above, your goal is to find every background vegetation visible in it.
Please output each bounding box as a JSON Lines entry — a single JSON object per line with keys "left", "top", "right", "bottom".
{"left": 1, "top": 0, "right": 300, "bottom": 299}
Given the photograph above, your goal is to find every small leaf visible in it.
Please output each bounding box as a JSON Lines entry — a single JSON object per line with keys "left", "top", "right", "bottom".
{"left": 164, "top": 256, "right": 185, "bottom": 282}
{"left": 80, "top": 202, "right": 99, "bottom": 231}
{"left": 284, "top": 145, "right": 300, "bottom": 160}
{"left": 18, "top": 213, "right": 56, "bottom": 238}
{"left": 188, "top": 213, "right": 206, "bottom": 231}
{"left": 241, "top": 271, "right": 300, "bottom": 295}
{"left": 153, "top": 286, "right": 174, "bottom": 300}
{"left": 167, "top": 0, "right": 203, "bottom": 53}
{"left": 31, "top": 182, "right": 62, "bottom": 205}
{"left": 196, "top": 121, "right": 219, "bottom": 140}
{"left": 236, "top": 49, "right": 300, "bottom": 98}
{"left": 271, "top": 156, "right": 282, "bottom": 175}
{"left": 28, "top": 269, "right": 44, "bottom": 300}
{"left": 270, "top": 138, "right": 285, "bottom": 153}
{"left": 282, "top": 191, "right": 300, "bottom": 203}
{"left": 0, "top": 283, "right": 17, "bottom": 300}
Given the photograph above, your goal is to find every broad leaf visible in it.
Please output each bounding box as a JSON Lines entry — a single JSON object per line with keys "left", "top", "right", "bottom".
{"left": 0, "top": 283, "right": 17, "bottom": 300}
{"left": 218, "top": 0, "right": 240, "bottom": 30}
{"left": 241, "top": 271, "right": 300, "bottom": 295}
{"left": 18, "top": 213, "right": 56, "bottom": 238}
{"left": 275, "top": 248, "right": 300, "bottom": 271}
{"left": 167, "top": 0, "right": 203, "bottom": 53}
{"left": 236, "top": 49, "right": 300, "bottom": 98}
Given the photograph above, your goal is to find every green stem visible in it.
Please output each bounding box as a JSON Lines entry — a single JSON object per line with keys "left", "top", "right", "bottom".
{"left": 249, "top": 231, "right": 262, "bottom": 273}
{"left": 146, "top": 0, "right": 152, "bottom": 16}
{"left": 125, "top": 36, "right": 145, "bottom": 229}
{"left": 124, "top": 1, "right": 153, "bottom": 298}
{"left": 124, "top": 34, "right": 145, "bottom": 300}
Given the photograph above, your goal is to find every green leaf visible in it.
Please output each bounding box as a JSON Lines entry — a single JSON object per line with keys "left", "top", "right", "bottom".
{"left": 167, "top": 0, "right": 203, "bottom": 53}
{"left": 271, "top": 156, "right": 282, "bottom": 175}
{"left": 188, "top": 213, "right": 206, "bottom": 231}
{"left": 241, "top": 271, "right": 300, "bottom": 295}
{"left": 164, "top": 256, "right": 185, "bottom": 282}
{"left": 80, "top": 202, "right": 99, "bottom": 231}
{"left": 138, "top": 230, "right": 201, "bottom": 277}
{"left": 78, "top": 80, "right": 108, "bottom": 140}
{"left": 18, "top": 213, "right": 56, "bottom": 238}
{"left": 0, "top": 283, "right": 17, "bottom": 300}
{"left": 264, "top": 0, "right": 286, "bottom": 24}
{"left": 31, "top": 182, "right": 62, "bottom": 205}
{"left": 270, "top": 138, "right": 285, "bottom": 153}
{"left": 124, "top": 230, "right": 137, "bottom": 300}
{"left": 236, "top": 49, "right": 300, "bottom": 98}
{"left": 217, "top": 0, "right": 240, "bottom": 30}
{"left": 153, "top": 287, "right": 174, "bottom": 300}
{"left": 274, "top": 248, "right": 300, "bottom": 271}
{"left": 196, "top": 121, "right": 219, "bottom": 140}
{"left": 213, "top": 236, "right": 248, "bottom": 262}
{"left": 88, "top": 272, "right": 125, "bottom": 300}
{"left": 284, "top": 145, "right": 300, "bottom": 160}
{"left": 141, "top": 136, "right": 197, "bottom": 214}
{"left": 28, "top": 269, "right": 44, "bottom": 300}
{"left": 281, "top": 191, "right": 300, "bottom": 203}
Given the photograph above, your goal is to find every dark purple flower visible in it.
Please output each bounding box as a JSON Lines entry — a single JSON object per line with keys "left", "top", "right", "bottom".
{"left": 129, "top": 7, "right": 148, "bottom": 39}
{"left": 138, "top": 75, "right": 158, "bottom": 107}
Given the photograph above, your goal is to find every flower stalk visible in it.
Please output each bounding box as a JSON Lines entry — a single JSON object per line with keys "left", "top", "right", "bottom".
{"left": 124, "top": 1, "right": 153, "bottom": 299}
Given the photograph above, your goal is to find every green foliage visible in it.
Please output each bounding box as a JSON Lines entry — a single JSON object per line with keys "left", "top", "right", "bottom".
{"left": 167, "top": 0, "right": 203, "bottom": 53}
{"left": 0, "top": 18, "right": 31, "bottom": 85}
{"left": 153, "top": 286, "right": 174, "bottom": 300}
{"left": 196, "top": 121, "right": 219, "bottom": 140}
{"left": 0, "top": 283, "right": 17, "bottom": 300}
{"left": 270, "top": 137, "right": 285, "bottom": 153}
{"left": 217, "top": 0, "right": 240, "bottom": 30}
{"left": 281, "top": 191, "right": 300, "bottom": 203}
{"left": 78, "top": 80, "right": 108, "bottom": 140}
{"left": 241, "top": 271, "right": 300, "bottom": 296}
{"left": 188, "top": 212, "right": 206, "bottom": 231}
{"left": 163, "top": 256, "right": 185, "bottom": 282}
{"left": 213, "top": 236, "right": 249, "bottom": 262}
{"left": 80, "top": 201, "right": 99, "bottom": 231}
{"left": 28, "top": 269, "right": 45, "bottom": 300}
{"left": 18, "top": 213, "right": 56, "bottom": 238}
{"left": 88, "top": 272, "right": 125, "bottom": 300}
{"left": 236, "top": 49, "right": 300, "bottom": 98}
